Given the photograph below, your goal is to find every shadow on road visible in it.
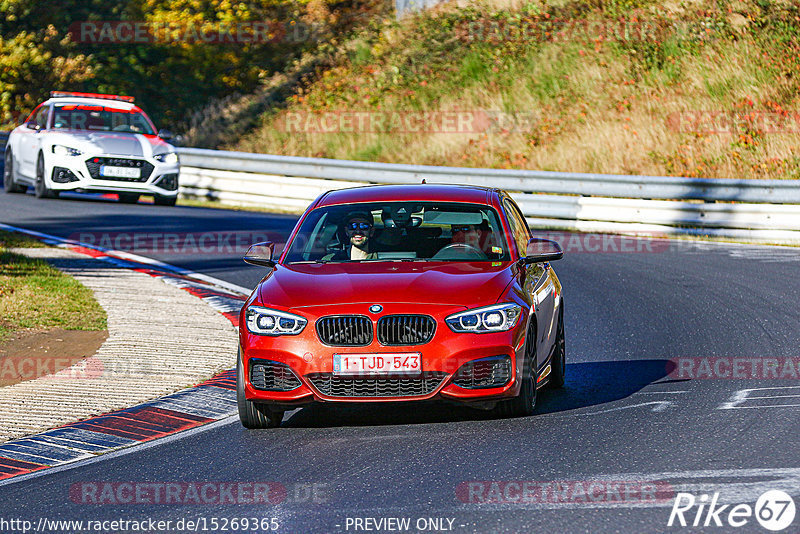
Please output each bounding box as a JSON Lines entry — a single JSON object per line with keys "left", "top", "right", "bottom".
{"left": 281, "top": 359, "right": 675, "bottom": 428}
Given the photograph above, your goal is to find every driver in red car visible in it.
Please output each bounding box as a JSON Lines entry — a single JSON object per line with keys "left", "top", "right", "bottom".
{"left": 324, "top": 211, "right": 379, "bottom": 261}
{"left": 449, "top": 221, "right": 503, "bottom": 259}
{"left": 451, "top": 223, "right": 482, "bottom": 248}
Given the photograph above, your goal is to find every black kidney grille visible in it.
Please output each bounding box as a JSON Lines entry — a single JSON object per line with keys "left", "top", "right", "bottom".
{"left": 453, "top": 356, "right": 512, "bottom": 389}
{"left": 85, "top": 157, "right": 154, "bottom": 182}
{"left": 316, "top": 315, "right": 373, "bottom": 346}
{"left": 306, "top": 372, "right": 447, "bottom": 398}
{"left": 377, "top": 315, "right": 436, "bottom": 346}
{"left": 249, "top": 360, "right": 301, "bottom": 391}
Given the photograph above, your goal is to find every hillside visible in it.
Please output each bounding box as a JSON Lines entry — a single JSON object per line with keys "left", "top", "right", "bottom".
{"left": 229, "top": 0, "right": 800, "bottom": 180}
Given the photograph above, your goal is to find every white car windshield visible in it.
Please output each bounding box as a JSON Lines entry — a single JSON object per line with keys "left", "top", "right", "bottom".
{"left": 283, "top": 201, "right": 511, "bottom": 263}
{"left": 52, "top": 104, "right": 156, "bottom": 135}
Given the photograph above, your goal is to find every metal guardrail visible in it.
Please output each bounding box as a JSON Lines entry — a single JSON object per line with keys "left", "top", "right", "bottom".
{"left": 177, "top": 147, "right": 800, "bottom": 204}
{"left": 2, "top": 134, "right": 798, "bottom": 243}
{"left": 176, "top": 147, "right": 800, "bottom": 244}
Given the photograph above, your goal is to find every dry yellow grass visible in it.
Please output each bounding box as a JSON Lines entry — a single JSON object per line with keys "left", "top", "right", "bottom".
{"left": 230, "top": 0, "right": 800, "bottom": 180}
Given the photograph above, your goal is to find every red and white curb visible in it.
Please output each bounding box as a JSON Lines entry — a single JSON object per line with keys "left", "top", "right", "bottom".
{"left": 0, "top": 222, "right": 251, "bottom": 483}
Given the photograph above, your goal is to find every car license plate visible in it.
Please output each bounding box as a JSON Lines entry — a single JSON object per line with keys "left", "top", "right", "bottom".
{"left": 333, "top": 353, "right": 421, "bottom": 375}
{"left": 100, "top": 165, "right": 140, "bottom": 178}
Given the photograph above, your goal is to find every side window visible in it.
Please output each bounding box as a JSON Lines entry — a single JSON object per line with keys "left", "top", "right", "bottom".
{"left": 25, "top": 105, "right": 42, "bottom": 127}
{"left": 503, "top": 197, "right": 530, "bottom": 255}
{"left": 34, "top": 105, "right": 50, "bottom": 129}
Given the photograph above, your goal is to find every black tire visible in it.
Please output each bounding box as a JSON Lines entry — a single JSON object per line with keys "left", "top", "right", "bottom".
{"left": 549, "top": 305, "right": 566, "bottom": 389}
{"left": 154, "top": 195, "right": 177, "bottom": 206}
{"left": 495, "top": 322, "right": 537, "bottom": 417}
{"left": 237, "top": 350, "right": 284, "bottom": 429}
{"left": 34, "top": 153, "right": 57, "bottom": 199}
{"left": 3, "top": 150, "right": 26, "bottom": 193}
{"left": 118, "top": 193, "right": 140, "bottom": 204}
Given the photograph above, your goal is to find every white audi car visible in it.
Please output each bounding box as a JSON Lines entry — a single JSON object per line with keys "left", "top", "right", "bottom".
{"left": 3, "top": 91, "right": 179, "bottom": 205}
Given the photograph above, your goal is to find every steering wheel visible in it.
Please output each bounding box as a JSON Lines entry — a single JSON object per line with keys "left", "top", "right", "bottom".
{"left": 432, "top": 243, "right": 487, "bottom": 260}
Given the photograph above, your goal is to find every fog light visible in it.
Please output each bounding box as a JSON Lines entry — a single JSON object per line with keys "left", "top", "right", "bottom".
{"left": 155, "top": 173, "right": 178, "bottom": 191}
{"left": 51, "top": 167, "right": 79, "bottom": 183}
{"left": 453, "top": 355, "right": 512, "bottom": 389}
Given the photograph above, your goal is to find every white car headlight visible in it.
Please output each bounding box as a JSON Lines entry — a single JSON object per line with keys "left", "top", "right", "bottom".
{"left": 245, "top": 306, "right": 307, "bottom": 336}
{"left": 153, "top": 152, "right": 178, "bottom": 164}
{"left": 52, "top": 145, "right": 82, "bottom": 157}
{"left": 445, "top": 303, "right": 522, "bottom": 333}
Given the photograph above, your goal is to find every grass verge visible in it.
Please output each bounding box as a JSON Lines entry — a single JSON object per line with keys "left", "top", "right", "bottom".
{"left": 0, "top": 230, "right": 107, "bottom": 341}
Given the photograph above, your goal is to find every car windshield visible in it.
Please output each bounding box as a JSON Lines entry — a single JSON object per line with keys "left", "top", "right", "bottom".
{"left": 52, "top": 104, "right": 156, "bottom": 135}
{"left": 283, "top": 201, "right": 511, "bottom": 263}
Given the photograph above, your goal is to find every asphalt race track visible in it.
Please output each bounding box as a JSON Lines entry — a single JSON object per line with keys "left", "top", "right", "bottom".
{"left": 1, "top": 190, "right": 800, "bottom": 533}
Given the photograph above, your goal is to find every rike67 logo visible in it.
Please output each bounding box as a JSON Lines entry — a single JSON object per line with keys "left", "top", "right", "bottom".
{"left": 668, "top": 490, "right": 796, "bottom": 531}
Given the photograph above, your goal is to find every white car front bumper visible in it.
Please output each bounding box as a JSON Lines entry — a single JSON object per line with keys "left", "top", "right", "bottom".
{"left": 48, "top": 153, "right": 179, "bottom": 197}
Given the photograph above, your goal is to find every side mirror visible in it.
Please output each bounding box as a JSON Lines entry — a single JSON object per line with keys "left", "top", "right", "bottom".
{"left": 26, "top": 121, "right": 41, "bottom": 131}
{"left": 522, "top": 238, "right": 563, "bottom": 264}
{"left": 157, "top": 129, "right": 173, "bottom": 141}
{"left": 244, "top": 241, "right": 276, "bottom": 268}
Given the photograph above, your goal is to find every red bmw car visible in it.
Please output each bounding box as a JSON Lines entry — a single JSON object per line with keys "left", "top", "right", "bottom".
{"left": 237, "top": 184, "right": 565, "bottom": 428}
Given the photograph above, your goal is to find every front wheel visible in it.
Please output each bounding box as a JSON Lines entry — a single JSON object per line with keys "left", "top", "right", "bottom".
{"left": 495, "top": 322, "right": 537, "bottom": 417}
{"left": 237, "top": 351, "right": 284, "bottom": 429}
{"left": 154, "top": 195, "right": 177, "bottom": 206}
{"left": 3, "top": 150, "right": 26, "bottom": 193}
{"left": 34, "top": 153, "right": 58, "bottom": 199}
{"left": 549, "top": 305, "right": 566, "bottom": 388}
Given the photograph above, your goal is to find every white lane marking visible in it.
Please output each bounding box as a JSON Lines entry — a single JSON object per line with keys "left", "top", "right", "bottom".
{"left": 634, "top": 391, "right": 689, "bottom": 394}
{"left": 322, "top": 468, "right": 800, "bottom": 512}
{"left": 727, "top": 248, "right": 800, "bottom": 263}
{"left": 721, "top": 404, "right": 800, "bottom": 409}
{"left": 0, "top": 222, "right": 251, "bottom": 295}
{"left": 719, "top": 386, "right": 800, "bottom": 409}
{"left": 0, "top": 415, "right": 239, "bottom": 488}
{"left": 572, "top": 401, "right": 675, "bottom": 416}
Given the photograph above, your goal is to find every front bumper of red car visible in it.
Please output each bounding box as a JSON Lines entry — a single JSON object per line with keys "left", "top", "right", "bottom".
{"left": 239, "top": 302, "right": 529, "bottom": 405}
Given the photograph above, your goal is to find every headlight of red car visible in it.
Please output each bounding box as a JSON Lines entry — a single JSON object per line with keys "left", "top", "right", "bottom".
{"left": 445, "top": 303, "right": 522, "bottom": 333}
{"left": 245, "top": 305, "right": 307, "bottom": 336}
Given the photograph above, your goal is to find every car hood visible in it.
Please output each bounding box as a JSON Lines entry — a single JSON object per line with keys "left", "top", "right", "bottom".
{"left": 257, "top": 262, "right": 517, "bottom": 309}
{"left": 49, "top": 131, "right": 171, "bottom": 157}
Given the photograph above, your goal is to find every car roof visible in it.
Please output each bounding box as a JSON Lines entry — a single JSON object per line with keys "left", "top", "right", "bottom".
{"left": 315, "top": 184, "right": 498, "bottom": 208}
{"left": 43, "top": 97, "right": 138, "bottom": 110}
